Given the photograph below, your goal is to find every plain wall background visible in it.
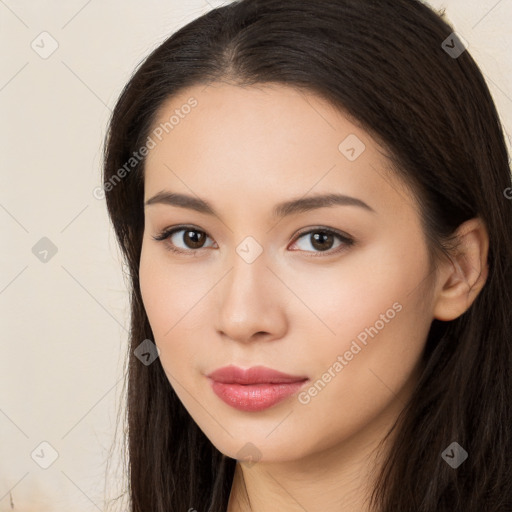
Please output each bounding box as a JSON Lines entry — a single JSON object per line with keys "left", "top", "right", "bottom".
{"left": 1, "top": 1, "right": 511, "bottom": 510}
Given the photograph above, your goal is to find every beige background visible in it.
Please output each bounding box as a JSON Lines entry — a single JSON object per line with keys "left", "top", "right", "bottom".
{"left": 1, "top": 0, "right": 511, "bottom": 510}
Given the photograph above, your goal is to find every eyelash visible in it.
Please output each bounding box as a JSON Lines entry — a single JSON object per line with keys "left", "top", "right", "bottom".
{"left": 152, "top": 225, "right": 355, "bottom": 257}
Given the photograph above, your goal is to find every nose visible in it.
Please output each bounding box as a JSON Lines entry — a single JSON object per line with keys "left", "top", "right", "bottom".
{"left": 214, "top": 253, "right": 288, "bottom": 344}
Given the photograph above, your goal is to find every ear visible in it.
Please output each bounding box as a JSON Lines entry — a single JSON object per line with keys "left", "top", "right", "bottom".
{"left": 433, "top": 217, "right": 489, "bottom": 321}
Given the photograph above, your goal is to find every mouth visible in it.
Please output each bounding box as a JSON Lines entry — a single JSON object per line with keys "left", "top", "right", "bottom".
{"left": 206, "top": 365, "right": 309, "bottom": 412}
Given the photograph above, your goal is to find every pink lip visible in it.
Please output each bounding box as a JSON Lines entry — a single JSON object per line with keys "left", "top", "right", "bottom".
{"left": 206, "top": 365, "right": 309, "bottom": 412}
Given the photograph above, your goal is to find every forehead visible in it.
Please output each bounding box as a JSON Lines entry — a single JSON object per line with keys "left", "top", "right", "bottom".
{"left": 143, "top": 82, "right": 414, "bottom": 216}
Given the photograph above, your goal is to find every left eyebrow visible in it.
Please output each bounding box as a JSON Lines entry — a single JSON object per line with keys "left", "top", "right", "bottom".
{"left": 144, "top": 191, "right": 376, "bottom": 218}
{"left": 273, "top": 193, "right": 376, "bottom": 217}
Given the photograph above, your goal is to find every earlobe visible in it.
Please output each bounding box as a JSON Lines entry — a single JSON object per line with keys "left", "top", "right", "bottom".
{"left": 433, "top": 217, "right": 489, "bottom": 322}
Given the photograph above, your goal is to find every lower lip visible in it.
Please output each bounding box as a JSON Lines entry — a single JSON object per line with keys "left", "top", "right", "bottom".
{"left": 208, "top": 378, "right": 308, "bottom": 412}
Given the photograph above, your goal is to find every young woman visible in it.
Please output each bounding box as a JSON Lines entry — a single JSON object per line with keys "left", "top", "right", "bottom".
{"left": 102, "top": 0, "right": 512, "bottom": 510}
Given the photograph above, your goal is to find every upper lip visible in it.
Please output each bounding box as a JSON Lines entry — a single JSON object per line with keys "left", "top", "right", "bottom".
{"left": 207, "top": 365, "right": 308, "bottom": 385}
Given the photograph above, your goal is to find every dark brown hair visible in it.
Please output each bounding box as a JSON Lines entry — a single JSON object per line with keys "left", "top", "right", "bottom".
{"left": 102, "top": 1, "right": 512, "bottom": 510}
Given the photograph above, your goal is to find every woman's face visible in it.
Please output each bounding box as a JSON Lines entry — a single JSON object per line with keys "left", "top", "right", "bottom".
{"left": 139, "top": 82, "right": 438, "bottom": 464}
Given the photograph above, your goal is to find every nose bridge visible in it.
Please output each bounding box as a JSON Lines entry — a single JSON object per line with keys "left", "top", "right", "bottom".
{"left": 224, "top": 240, "right": 269, "bottom": 307}
{"left": 215, "top": 239, "right": 285, "bottom": 341}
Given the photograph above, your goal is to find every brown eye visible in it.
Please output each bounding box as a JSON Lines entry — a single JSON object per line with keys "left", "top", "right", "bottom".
{"left": 181, "top": 229, "right": 207, "bottom": 249}
{"left": 290, "top": 228, "right": 354, "bottom": 255}
{"left": 152, "top": 226, "right": 216, "bottom": 254}
{"left": 310, "top": 231, "right": 335, "bottom": 251}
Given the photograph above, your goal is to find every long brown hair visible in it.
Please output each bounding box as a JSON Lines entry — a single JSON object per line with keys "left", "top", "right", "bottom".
{"left": 102, "top": 1, "right": 512, "bottom": 510}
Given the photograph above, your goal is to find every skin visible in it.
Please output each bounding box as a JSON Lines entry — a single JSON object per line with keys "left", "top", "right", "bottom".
{"left": 138, "top": 82, "right": 489, "bottom": 512}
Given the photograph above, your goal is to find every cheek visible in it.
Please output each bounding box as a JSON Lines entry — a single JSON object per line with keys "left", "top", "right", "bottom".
{"left": 287, "top": 233, "right": 432, "bottom": 392}
{"left": 138, "top": 242, "right": 213, "bottom": 377}
{"left": 296, "top": 296, "right": 429, "bottom": 452}
{"left": 139, "top": 242, "right": 198, "bottom": 337}
{"left": 285, "top": 237, "right": 429, "bottom": 341}
{"left": 297, "top": 239, "right": 431, "bottom": 400}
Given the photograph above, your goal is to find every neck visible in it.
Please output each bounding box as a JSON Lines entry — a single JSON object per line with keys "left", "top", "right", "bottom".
{"left": 227, "top": 411, "right": 397, "bottom": 511}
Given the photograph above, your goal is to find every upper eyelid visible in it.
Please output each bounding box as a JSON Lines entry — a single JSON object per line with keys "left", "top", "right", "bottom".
{"left": 157, "top": 225, "right": 350, "bottom": 238}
